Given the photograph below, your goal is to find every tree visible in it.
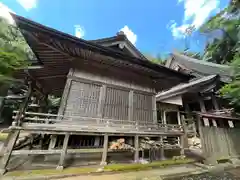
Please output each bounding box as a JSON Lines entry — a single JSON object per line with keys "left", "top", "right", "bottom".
{"left": 0, "top": 17, "right": 31, "bottom": 83}
{"left": 220, "top": 53, "right": 240, "bottom": 108}
{"left": 0, "top": 16, "right": 34, "bottom": 123}
{"left": 203, "top": 0, "right": 240, "bottom": 110}
{"left": 200, "top": 0, "right": 239, "bottom": 64}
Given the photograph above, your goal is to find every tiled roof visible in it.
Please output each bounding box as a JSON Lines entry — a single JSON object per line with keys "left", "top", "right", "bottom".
{"left": 168, "top": 52, "right": 232, "bottom": 83}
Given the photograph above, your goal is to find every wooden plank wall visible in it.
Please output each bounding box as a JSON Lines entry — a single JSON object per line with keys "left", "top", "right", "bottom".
{"left": 59, "top": 68, "right": 156, "bottom": 125}
{"left": 103, "top": 87, "right": 129, "bottom": 121}
{"left": 133, "top": 93, "right": 153, "bottom": 124}
{"left": 201, "top": 126, "right": 240, "bottom": 160}
{"left": 64, "top": 81, "right": 101, "bottom": 118}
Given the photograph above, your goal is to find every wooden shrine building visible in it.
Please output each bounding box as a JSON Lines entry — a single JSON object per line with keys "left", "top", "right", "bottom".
{"left": 156, "top": 52, "right": 240, "bottom": 165}
{"left": 0, "top": 14, "right": 192, "bottom": 174}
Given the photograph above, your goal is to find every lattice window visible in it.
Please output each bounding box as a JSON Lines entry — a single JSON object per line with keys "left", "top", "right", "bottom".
{"left": 133, "top": 93, "right": 153, "bottom": 123}
{"left": 103, "top": 87, "right": 129, "bottom": 121}
{"left": 64, "top": 81, "right": 101, "bottom": 118}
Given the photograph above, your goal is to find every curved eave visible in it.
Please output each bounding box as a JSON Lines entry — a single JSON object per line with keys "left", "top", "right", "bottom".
{"left": 156, "top": 75, "right": 219, "bottom": 102}
{"left": 11, "top": 13, "right": 191, "bottom": 82}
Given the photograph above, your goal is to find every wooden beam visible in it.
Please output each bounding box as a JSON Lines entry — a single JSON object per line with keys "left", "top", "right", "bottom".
{"left": 100, "top": 134, "right": 108, "bottom": 165}
{"left": 31, "top": 32, "right": 74, "bottom": 59}
{"left": 9, "top": 126, "right": 184, "bottom": 137}
{"left": 0, "top": 131, "right": 20, "bottom": 175}
{"left": 12, "top": 148, "right": 104, "bottom": 155}
{"left": 56, "top": 133, "right": 70, "bottom": 170}
{"left": 37, "top": 75, "right": 65, "bottom": 80}
{"left": 24, "top": 70, "right": 46, "bottom": 95}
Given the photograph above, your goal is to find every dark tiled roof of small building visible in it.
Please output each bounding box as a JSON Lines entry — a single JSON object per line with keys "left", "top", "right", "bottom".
{"left": 167, "top": 52, "right": 232, "bottom": 83}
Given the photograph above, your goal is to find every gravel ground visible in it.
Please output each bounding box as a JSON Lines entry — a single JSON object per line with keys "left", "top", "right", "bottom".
{"left": 165, "top": 172, "right": 240, "bottom": 180}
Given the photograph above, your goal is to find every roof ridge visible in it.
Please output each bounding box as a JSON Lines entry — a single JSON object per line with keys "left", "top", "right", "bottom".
{"left": 172, "top": 52, "right": 230, "bottom": 69}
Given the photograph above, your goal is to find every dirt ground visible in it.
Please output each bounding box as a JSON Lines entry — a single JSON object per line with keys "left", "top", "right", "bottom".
{"left": 58, "top": 165, "right": 199, "bottom": 180}
{"left": 58, "top": 170, "right": 163, "bottom": 180}
{"left": 58, "top": 166, "right": 240, "bottom": 180}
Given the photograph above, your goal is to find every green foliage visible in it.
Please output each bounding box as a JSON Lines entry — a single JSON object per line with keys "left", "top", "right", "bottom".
{"left": 145, "top": 54, "right": 166, "bottom": 65}
{"left": 0, "top": 51, "right": 28, "bottom": 77}
{"left": 200, "top": 0, "right": 239, "bottom": 64}
{"left": 220, "top": 54, "right": 240, "bottom": 107}
{"left": 200, "top": 0, "right": 240, "bottom": 109}
{"left": 0, "top": 17, "right": 33, "bottom": 83}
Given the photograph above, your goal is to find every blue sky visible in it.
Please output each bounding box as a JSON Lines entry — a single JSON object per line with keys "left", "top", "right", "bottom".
{"left": 0, "top": 0, "right": 230, "bottom": 58}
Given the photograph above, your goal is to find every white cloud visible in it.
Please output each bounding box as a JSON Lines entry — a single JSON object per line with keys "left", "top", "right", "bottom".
{"left": 0, "top": 2, "right": 15, "bottom": 25}
{"left": 74, "top": 25, "right": 85, "bottom": 38}
{"left": 169, "top": 0, "right": 220, "bottom": 39}
{"left": 119, "top": 25, "right": 137, "bottom": 45}
{"left": 169, "top": 22, "right": 191, "bottom": 39}
{"left": 17, "top": 0, "right": 37, "bottom": 11}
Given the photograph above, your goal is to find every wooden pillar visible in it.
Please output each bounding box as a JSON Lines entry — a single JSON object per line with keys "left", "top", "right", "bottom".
{"left": 134, "top": 135, "right": 139, "bottom": 163}
{"left": 45, "top": 135, "right": 58, "bottom": 161}
{"left": 56, "top": 134, "right": 70, "bottom": 170}
{"left": 97, "top": 85, "right": 107, "bottom": 118}
{"left": 100, "top": 134, "right": 108, "bottom": 165}
{"left": 180, "top": 135, "right": 185, "bottom": 156}
{"left": 209, "top": 93, "right": 218, "bottom": 127}
{"left": 159, "top": 136, "right": 165, "bottom": 160}
{"left": 198, "top": 96, "right": 210, "bottom": 126}
{"left": 152, "top": 95, "right": 157, "bottom": 124}
{"left": 48, "top": 135, "right": 57, "bottom": 149}
{"left": 177, "top": 111, "right": 181, "bottom": 125}
{"left": 128, "top": 90, "right": 134, "bottom": 121}
{"left": 57, "top": 68, "right": 73, "bottom": 117}
{"left": 180, "top": 115, "right": 189, "bottom": 149}
{"left": 162, "top": 111, "right": 167, "bottom": 124}
{"left": 39, "top": 95, "right": 48, "bottom": 149}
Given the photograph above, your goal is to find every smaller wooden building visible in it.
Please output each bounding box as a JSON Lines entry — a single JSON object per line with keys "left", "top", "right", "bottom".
{"left": 157, "top": 52, "right": 240, "bottom": 165}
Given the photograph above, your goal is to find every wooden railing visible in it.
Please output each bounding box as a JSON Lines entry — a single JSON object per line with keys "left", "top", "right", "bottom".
{"left": 12, "top": 111, "right": 184, "bottom": 135}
